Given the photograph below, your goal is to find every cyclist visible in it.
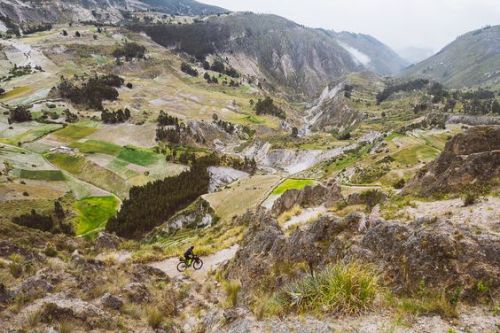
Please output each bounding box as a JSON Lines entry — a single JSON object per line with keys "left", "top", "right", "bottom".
{"left": 183, "top": 246, "right": 195, "bottom": 266}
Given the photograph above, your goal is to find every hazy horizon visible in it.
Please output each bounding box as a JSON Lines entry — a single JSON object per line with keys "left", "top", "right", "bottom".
{"left": 203, "top": 0, "right": 500, "bottom": 54}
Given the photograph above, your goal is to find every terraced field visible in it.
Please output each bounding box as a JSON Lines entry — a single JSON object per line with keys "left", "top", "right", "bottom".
{"left": 73, "top": 196, "right": 120, "bottom": 237}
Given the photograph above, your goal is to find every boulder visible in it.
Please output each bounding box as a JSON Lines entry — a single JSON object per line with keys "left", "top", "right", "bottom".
{"left": 101, "top": 293, "right": 124, "bottom": 310}
{"left": 405, "top": 126, "right": 500, "bottom": 196}
{"left": 20, "top": 293, "right": 113, "bottom": 330}
{"left": 131, "top": 264, "right": 169, "bottom": 283}
{"left": 271, "top": 182, "right": 343, "bottom": 217}
{"left": 123, "top": 282, "right": 150, "bottom": 303}
{"left": 95, "top": 232, "right": 121, "bottom": 251}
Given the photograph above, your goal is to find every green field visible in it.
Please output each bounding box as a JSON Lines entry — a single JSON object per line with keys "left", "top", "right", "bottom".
{"left": 73, "top": 196, "right": 120, "bottom": 236}
{"left": 47, "top": 152, "right": 129, "bottom": 198}
{"left": 0, "top": 124, "right": 62, "bottom": 146}
{"left": 46, "top": 153, "right": 85, "bottom": 173}
{"left": 391, "top": 144, "right": 440, "bottom": 166}
{"left": 272, "top": 178, "right": 316, "bottom": 195}
{"left": 117, "top": 146, "right": 160, "bottom": 166}
{"left": 52, "top": 125, "right": 97, "bottom": 141}
{"left": 70, "top": 140, "right": 122, "bottom": 155}
{"left": 19, "top": 169, "right": 65, "bottom": 181}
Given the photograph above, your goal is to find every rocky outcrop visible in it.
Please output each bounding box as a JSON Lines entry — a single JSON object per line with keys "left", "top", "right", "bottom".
{"left": 397, "top": 113, "right": 447, "bottom": 133}
{"left": 95, "top": 232, "right": 122, "bottom": 251}
{"left": 226, "top": 210, "right": 500, "bottom": 298}
{"left": 101, "top": 293, "right": 124, "bottom": 310}
{"left": 208, "top": 166, "right": 249, "bottom": 193}
{"left": 149, "top": 198, "right": 216, "bottom": 238}
{"left": 17, "top": 293, "right": 114, "bottom": 330}
{"left": 404, "top": 126, "right": 500, "bottom": 196}
{"left": 305, "top": 83, "right": 364, "bottom": 134}
{"left": 123, "top": 282, "right": 151, "bottom": 303}
{"left": 271, "top": 181, "right": 343, "bottom": 217}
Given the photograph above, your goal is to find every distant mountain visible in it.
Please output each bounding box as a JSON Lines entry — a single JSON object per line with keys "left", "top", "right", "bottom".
{"left": 132, "top": 12, "right": 408, "bottom": 98}
{"left": 331, "top": 31, "right": 409, "bottom": 75}
{"left": 0, "top": 0, "right": 227, "bottom": 26}
{"left": 402, "top": 25, "right": 500, "bottom": 88}
{"left": 397, "top": 47, "right": 435, "bottom": 64}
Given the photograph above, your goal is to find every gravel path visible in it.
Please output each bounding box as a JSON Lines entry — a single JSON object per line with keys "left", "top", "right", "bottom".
{"left": 149, "top": 245, "right": 239, "bottom": 281}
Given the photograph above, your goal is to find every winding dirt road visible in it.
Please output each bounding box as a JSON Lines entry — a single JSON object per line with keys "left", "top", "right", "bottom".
{"left": 149, "top": 245, "right": 239, "bottom": 281}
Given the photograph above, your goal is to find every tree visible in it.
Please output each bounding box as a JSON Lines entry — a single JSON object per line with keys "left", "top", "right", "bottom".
{"left": 0, "top": 88, "right": 5, "bottom": 95}
{"left": 492, "top": 100, "right": 500, "bottom": 114}
{"left": 210, "top": 60, "right": 225, "bottom": 73}
{"left": 75, "top": 31, "right": 81, "bottom": 37}
{"left": 54, "top": 201, "right": 65, "bottom": 220}
{"left": 62, "top": 30, "right": 68, "bottom": 36}
{"left": 180, "top": 62, "right": 198, "bottom": 77}
{"left": 8, "top": 105, "right": 32, "bottom": 123}
{"left": 291, "top": 127, "right": 299, "bottom": 138}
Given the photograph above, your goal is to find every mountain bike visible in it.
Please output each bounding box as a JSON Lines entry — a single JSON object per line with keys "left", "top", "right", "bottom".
{"left": 177, "top": 255, "right": 203, "bottom": 272}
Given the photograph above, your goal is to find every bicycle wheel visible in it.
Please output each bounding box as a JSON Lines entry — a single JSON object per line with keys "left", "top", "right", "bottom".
{"left": 177, "top": 261, "right": 188, "bottom": 272}
{"left": 193, "top": 258, "right": 203, "bottom": 270}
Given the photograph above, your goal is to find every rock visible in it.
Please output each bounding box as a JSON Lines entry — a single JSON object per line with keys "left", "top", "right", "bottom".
{"left": 0, "top": 283, "right": 12, "bottom": 303}
{"left": 405, "top": 126, "right": 500, "bottom": 196}
{"left": 0, "top": 240, "right": 32, "bottom": 258}
{"left": 226, "top": 208, "right": 499, "bottom": 299}
{"left": 20, "top": 293, "right": 113, "bottom": 330}
{"left": 149, "top": 198, "right": 216, "bottom": 237}
{"left": 271, "top": 182, "right": 343, "bottom": 217}
{"left": 208, "top": 166, "right": 249, "bottom": 193}
{"left": 131, "top": 264, "right": 169, "bottom": 283}
{"left": 123, "top": 283, "right": 150, "bottom": 303}
{"left": 361, "top": 218, "right": 500, "bottom": 296}
{"left": 101, "top": 293, "right": 124, "bottom": 310}
{"left": 95, "top": 232, "right": 122, "bottom": 251}
{"left": 11, "top": 275, "right": 54, "bottom": 298}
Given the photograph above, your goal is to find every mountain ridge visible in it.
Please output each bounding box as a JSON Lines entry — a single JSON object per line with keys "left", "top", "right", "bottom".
{"left": 402, "top": 25, "right": 500, "bottom": 88}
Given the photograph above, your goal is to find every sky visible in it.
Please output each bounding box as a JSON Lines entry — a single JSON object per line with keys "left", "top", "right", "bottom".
{"left": 203, "top": 0, "right": 500, "bottom": 53}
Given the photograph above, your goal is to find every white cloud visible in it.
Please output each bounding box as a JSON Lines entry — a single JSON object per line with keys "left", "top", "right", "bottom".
{"left": 203, "top": 0, "right": 500, "bottom": 51}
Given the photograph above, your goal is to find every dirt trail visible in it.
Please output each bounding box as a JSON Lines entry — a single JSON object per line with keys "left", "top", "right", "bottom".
{"left": 149, "top": 245, "right": 239, "bottom": 281}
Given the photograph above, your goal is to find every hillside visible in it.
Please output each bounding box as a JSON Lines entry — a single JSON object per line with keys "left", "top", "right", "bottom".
{"left": 402, "top": 25, "right": 500, "bottom": 88}
{"left": 0, "top": 0, "right": 226, "bottom": 28}
{"left": 131, "top": 12, "right": 409, "bottom": 99}
{"left": 0, "top": 3, "right": 499, "bottom": 333}
{"left": 331, "top": 31, "right": 409, "bottom": 75}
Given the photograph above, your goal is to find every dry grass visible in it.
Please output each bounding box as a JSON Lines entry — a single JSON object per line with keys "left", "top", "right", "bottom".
{"left": 222, "top": 279, "right": 242, "bottom": 308}
{"left": 264, "top": 262, "right": 380, "bottom": 317}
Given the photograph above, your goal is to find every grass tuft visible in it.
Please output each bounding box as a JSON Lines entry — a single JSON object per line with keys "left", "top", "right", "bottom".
{"left": 222, "top": 279, "right": 241, "bottom": 308}
{"left": 265, "top": 262, "right": 379, "bottom": 316}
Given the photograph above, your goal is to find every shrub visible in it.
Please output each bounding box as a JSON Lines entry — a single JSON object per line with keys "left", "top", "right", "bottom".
{"left": 462, "top": 192, "right": 477, "bottom": 207}
{"left": 222, "top": 279, "right": 241, "bottom": 308}
{"left": 266, "top": 262, "right": 379, "bottom": 316}
{"left": 9, "top": 262, "right": 23, "bottom": 278}
{"left": 112, "top": 43, "right": 146, "bottom": 61}
{"left": 44, "top": 244, "right": 58, "bottom": 258}
{"left": 146, "top": 306, "right": 164, "bottom": 329}
{"left": 13, "top": 209, "right": 54, "bottom": 232}
{"left": 180, "top": 62, "right": 198, "bottom": 77}
{"left": 8, "top": 105, "right": 32, "bottom": 123}
{"left": 393, "top": 178, "right": 406, "bottom": 189}
{"left": 255, "top": 97, "right": 286, "bottom": 119}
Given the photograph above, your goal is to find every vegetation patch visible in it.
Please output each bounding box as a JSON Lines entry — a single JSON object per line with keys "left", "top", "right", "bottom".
{"left": 52, "top": 125, "right": 97, "bottom": 142}
{"left": 46, "top": 153, "right": 85, "bottom": 174}
{"left": 272, "top": 178, "right": 315, "bottom": 195}
{"left": 19, "top": 169, "right": 65, "bottom": 181}
{"left": 391, "top": 144, "right": 440, "bottom": 166}
{"left": 264, "top": 262, "right": 379, "bottom": 316}
{"left": 73, "top": 196, "right": 120, "bottom": 236}
{"left": 117, "top": 146, "right": 161, "bottom": 166}
{"left": 69, "top": 140, "right": 122, "bottom": 155}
